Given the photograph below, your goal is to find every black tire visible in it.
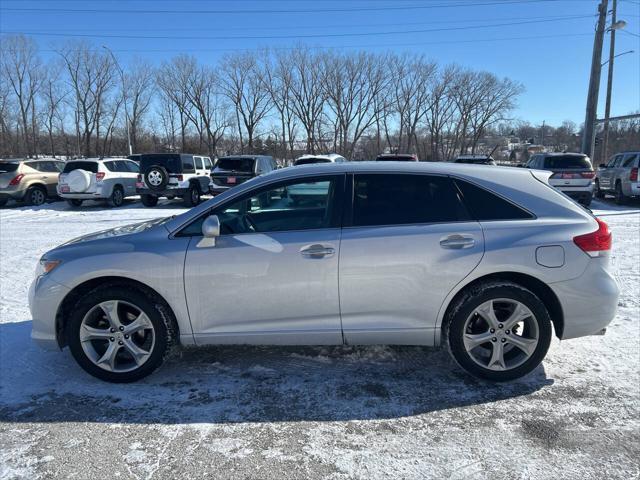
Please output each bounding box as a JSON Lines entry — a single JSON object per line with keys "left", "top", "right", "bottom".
{"left": 144, "top": 165, "right": 169, "bottom": 191}
{"left": 107, "top": 185, "right": 124, "bottom": 207}
{"left": 67, "top": 199, "right": 83, "bottom": 208}
{"left": 0, "top": 198, "right": 7, "bottom": 207}
{"left": 594, "top": 179, "right": 605, "bottom": 199}
{"left": 183, "top": 183, "right": 200, "bottom": 207}
{"left": 66, "top": 286, "right": 176, "bottom": 383}
{"left": 445, "top": 281, "right": 552, "bottom": 382}
{"left": 614, "top": 182, "right": 626, "bottom": 205}
{"left": 140, "top": 194, "right": 158, "bottom": 207}
{"left": 25, "top": 185, "right": 47, "bottom": 206}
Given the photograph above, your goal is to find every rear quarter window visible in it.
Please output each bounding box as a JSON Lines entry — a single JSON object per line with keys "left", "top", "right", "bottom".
{"left": 455, "top": 179, "right": 533, "bottom": 221}
{"left": 0, "top": 162, "right": 20, "bottom": 173}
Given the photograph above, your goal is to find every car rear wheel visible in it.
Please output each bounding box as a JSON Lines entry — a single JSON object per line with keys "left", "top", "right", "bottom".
{"left": 614, "top": 182, "right": 626, "bottom": 205}
{"left": 25, "top": 185, "right": 47, "bottom": 206}
{"left": 107, "top": 186, "right": 124, "bottom": 207}
{"left": 66, "top": 286, "right": 175, "bottom": 383}
{"left": 445, "top": 281, "right": 552, "bottom": 381}
{"left": 183, "top": 184, "right": 200, "bottom": 207}
{"left": 141, "top": 194, "right": 158, "bottom": 207}
{"left": 594, "top": 179, "right": 605, "bottom": 199}
{"left": 67, "top": 199, "right": 83, "bottom": 208}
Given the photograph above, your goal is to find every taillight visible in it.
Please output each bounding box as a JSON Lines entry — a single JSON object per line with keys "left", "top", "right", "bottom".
{"left": 630, "top": 168, "right": 638, "bottom": 182}
{"left": 8, "top": 174, "right": 24, "bottom": 186}
{"left": 573, "top": 218, "right": 611, "bottom": 257}
{"left": 137, "top": 174, "right": 142, "bottom": 181}
{"left": 96, "top": 172, "right": 105, "bottom": 181}
{"left": 581, "top": 171, "right": 596, "bottom": 179}
{"left": 170, "top": 174, "right": 183, "bottom": 181}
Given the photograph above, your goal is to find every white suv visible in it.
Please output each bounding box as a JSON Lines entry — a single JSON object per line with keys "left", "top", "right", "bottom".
{"left": 58, "top": 158, "right": 140, "bottom": 208}
{"left": 136, "top": 154, "right": 212, "bottom": 207}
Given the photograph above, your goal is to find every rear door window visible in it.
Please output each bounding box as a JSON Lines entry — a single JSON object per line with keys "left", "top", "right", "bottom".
{"left": 203, "top": 157, "right": 212, "bottom": 169}
{"left": 351, "top": 174, "right": 470, "bottom": 227}
{"left": 125, "top": 161, "right": 139, "bottom": 173}
{"left": 543, "top": 156, "right": 592, "bottom": 169}
{"left": 455, "top": 179, "right": 533, "bottom": 221}
{"left": 194, "top": 156, "right": 204, "bottom": 170}
{"left": 63, "top": 162, "right": 98, "bottom": 173}
{"left": 622, "top": 154, "right": 638, "bottom": 168}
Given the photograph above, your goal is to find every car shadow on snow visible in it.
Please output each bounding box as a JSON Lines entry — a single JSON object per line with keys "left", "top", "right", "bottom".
{"left": 0, "top": 320, "right": 554, "bottom": 425}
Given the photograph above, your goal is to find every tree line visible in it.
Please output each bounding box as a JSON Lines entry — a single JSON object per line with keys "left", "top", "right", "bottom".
{"left": 1, "top": 33, "right": 546, "bottom": 161}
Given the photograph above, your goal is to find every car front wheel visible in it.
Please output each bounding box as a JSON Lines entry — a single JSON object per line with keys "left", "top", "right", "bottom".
{"left": 594, "top": 179, "right": 605, "bottom": 199}
{"left": 183, "top": 184, "right": 200, "bottom": 207}
{"left": 614, "top": 182, "right": 626, "bottom": 205}
{"left": 66, "top": 286, "right": 175, "bottom": 382}
{"left": 446, "top": 281, "right": 552, "bottom": 381}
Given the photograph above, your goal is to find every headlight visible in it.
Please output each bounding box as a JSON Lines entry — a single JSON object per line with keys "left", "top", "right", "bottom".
{"left": 35, "top": 259, "right": 61, "bottom": 278}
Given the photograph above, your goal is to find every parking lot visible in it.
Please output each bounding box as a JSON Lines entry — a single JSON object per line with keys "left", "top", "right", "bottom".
{"left": 0, "top": 197, "right": 638, "bottom": 480}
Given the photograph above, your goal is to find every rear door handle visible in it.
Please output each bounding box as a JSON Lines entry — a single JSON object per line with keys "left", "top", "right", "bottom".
{"left": 300, "top": 244, "right": 336, "bottom": 258}
{"left": 440, "top": 234, "right": 475, "bottom": 249}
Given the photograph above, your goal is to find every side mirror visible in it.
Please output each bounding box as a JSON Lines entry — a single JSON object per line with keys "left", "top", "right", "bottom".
{"left": 198, "top": 215, "right": 220, "bottom": 248}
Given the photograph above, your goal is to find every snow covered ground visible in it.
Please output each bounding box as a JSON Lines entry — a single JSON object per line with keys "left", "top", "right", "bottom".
{"left": 0, "top": 197, "right": 638, "bottom": 480}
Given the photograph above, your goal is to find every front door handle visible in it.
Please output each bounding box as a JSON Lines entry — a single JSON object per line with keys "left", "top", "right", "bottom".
{"left": 440, "top": 234, "right": 475, "bottom": 249}
{"left": 300, "top": 244, "right": 336, "bottom": 258}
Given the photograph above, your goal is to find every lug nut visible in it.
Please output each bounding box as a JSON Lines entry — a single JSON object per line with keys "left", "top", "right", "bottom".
{"left": 498, "top": 324, "right": 503, "bottom": 329}
{"left": 491, "top": 337, "right": 497, "bottom": 342}
{"left": 119, "top": 326, "right": 124, "bottom": 331}
{"left": 110, "top": 328, "right": 115, "bottom": 333}
{"left": 118, "top": 340, "right": 124, "bottom": 345}
{"left": 505, "top": 330, "right": 510, "bottom": 335}
{"left": 501, "top": 338, "right": 506, "bottom": 343}
{"left": 490, "top": 328, "right": 495, "bottom": 333}
{"left": 109, "top": 337, "right": 115, "bottom": 342}
{"left": 124, "top": 334, "right": 129, "bottom": 339}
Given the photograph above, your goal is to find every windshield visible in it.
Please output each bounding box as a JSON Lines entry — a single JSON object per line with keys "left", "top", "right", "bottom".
{"left": 215, "top": 157, "right": 255, "bottom": 173}
{"left": 294, "top": 157, "right": 331, "bottom": 165}
{"left": 63, "top": 161, "right": 98, "bottom": 173}
{"left": 0, "top": 162, "right": 19, "bottom": 173}
{"left": 544, "top": 155, "right": 592, "bottom": 170}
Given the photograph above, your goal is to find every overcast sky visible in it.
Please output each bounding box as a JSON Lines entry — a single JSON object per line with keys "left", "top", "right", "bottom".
{"left": 1, "top": 0, "right": 639, "bottom": 126}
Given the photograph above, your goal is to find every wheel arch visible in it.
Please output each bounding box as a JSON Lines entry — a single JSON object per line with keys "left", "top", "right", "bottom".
{"left": 438, "top": 271, "right": 564, "bottom": 343}
{"left": 55, "top": 276, "right": 180, "bottom": 349}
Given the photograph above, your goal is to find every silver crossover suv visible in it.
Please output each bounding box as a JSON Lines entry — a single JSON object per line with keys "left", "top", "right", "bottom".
{"left": 30, "top": 163, "right": 619, "bottom": 383}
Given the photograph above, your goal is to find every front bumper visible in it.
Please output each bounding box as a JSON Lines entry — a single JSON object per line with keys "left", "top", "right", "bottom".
{"left": 550, "top": 257, "right": 619, "bottom": 340}
{"left": 29, "top": 274, "right": 71, "bottom": 350}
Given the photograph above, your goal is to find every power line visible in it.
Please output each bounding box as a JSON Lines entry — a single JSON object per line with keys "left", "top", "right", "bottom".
{"left": 0, "top": 0, "right": 573, "bottom": 15}
{"left": 26, "top": 32, "right": 595, "bottom": 54}
{"left": 0, "top": 15, "right": 596, "bottom": 41}
{"left": 0, "top": 14, "right": 598, "bottom": 33}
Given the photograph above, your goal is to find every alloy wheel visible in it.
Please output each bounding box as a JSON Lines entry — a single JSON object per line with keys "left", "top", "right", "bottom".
{"left": 31, "top": 189, "right": 45, "bottom": 205}
{"left": 80, "top": 300, "right": 156, "bottom": 373}
{"left": 462, "top": 298, "right": 539, "bottom": 371}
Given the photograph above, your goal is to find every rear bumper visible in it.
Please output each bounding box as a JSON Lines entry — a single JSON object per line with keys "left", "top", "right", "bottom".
{"left": 0, "top": 188, "right": 27, "bottom": 201}
{"left": 137, "top": 187, "right": 188, "bottom": 197}
{"left": 209, "top": 185, "right": 231, "bottom": 195}
{"left": 58, "top": 192, "right": 106, "bottom": 199}
{"left": 550, "top": 258, "right": 619, "bottom": 340}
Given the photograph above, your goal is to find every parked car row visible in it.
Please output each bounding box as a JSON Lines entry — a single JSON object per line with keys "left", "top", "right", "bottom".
{"left": 2, "top": 150, "right": 638, "bottom": 209}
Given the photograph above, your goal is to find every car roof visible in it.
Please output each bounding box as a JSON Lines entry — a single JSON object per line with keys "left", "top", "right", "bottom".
{"left": 219, "top": 154, "right": 270, "bottom": 159}
{"left": 539, "top": 152, "right": 587, "bottom": 157}
{"left": 67, "top": 157, "right": 129, "bottom": 163}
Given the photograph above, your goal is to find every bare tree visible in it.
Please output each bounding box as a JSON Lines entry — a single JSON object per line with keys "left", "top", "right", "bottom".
{"left": 40, "top": 62, "right": 67, "bottom": 157}
{"left": 286, "top": 48, "right": 326, "bottom": 153}
{"left": 157, "top": 55, "right": 194, "bottom": 152}
{"left": 220, "top": 52, "right": 272, "bottom": 153}
{"left": 1, "top": 35, "right": 43, "bottom": 157}
{"left": 126, "top": 59, "right": 154, "bottom": 152}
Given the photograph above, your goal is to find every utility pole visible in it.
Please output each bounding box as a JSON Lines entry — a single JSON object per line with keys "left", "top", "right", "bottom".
{"left": 602, "top": 0, "right": 618, "bottom": 164}
{"left": 541, "top": 120, "right": 545, "bottom": 147}
{"left": 581, "top": 0, "right": 608, "bottom": 159}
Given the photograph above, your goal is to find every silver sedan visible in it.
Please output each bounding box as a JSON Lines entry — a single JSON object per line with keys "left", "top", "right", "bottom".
{"left": 30, "top": 162, "right": 619, "bottom": 382}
